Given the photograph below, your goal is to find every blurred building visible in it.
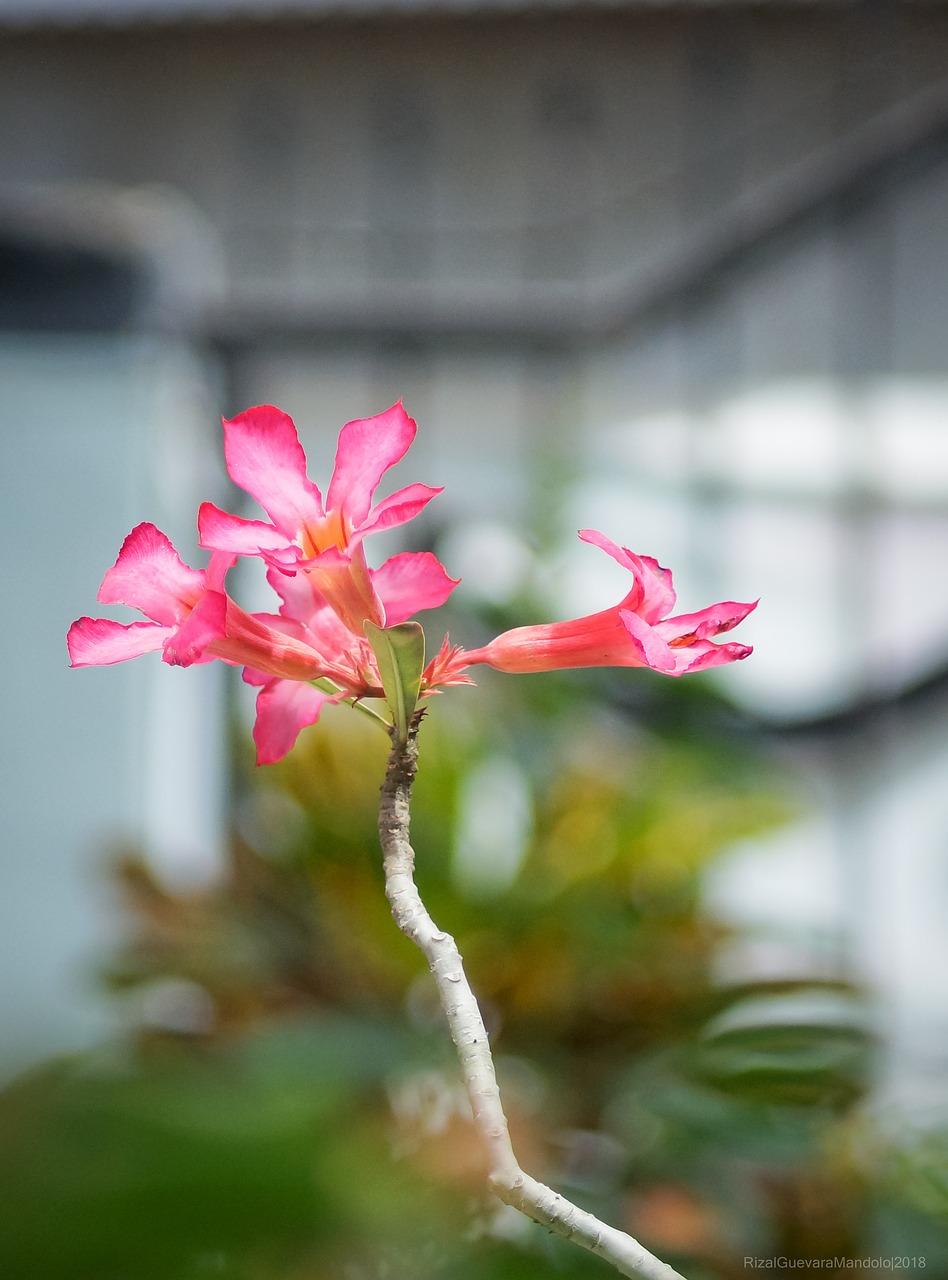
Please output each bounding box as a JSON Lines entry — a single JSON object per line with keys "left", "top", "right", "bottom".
{"left": 2, "top": 0, "right": 948, "bottom": 1117}
{"left": 0, "top": 182, "right": 226, "bottom": 1071}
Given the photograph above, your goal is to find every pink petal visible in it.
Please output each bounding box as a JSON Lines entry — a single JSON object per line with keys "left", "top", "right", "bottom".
{"left": 578, "top": 527, "right": 639, "bottom": 574}
{"left": 302, "top": 602, "right": 365, "bottom": 658}
{"left": 673, "top": 639, "right": 754, "bottom": 674}
{"left": 630, "top": 554, "right": 678, "bottom": 624}
{"left": 617, "top": 609, "right": 678, "bottom": 674}
{"left": 67, "top": 617, "right": 170, "bottom": 666}
{"left": 578, "top": 529, "right": 677, "bottom": 622}
{"left": 326, "top": 402, "right": 417, "bottom": 527}
{"left": 265, "top": 563, "right": 322, "bottom": 624}
{"left": 357, "top": 483, "right": 443, "bottom": 538}
{"left": 301, "top": 542, "right": 349, "bottom": 572}
{"left": 289, "top": 544, "right": 384, "bottom": 633}
{"left": 252, "top": 679, "right": 336, "bottom": 765}
{"left": 204, "top": 550, "right": 239, "bottom": 594}
{"left": 222, "top": 405, "right": 323, "bottom": 539}
{"left": 372, "top": 551, "right": 460, "bottom": 625}
{"left": 97, "top": 523, "right": 205, "bottom": 625}
{"left": 202, "top": 599, "right": 331, "bottom": 682}
{"left": 162, "top": 591, "right": 227, "bottom": 668}
{"left": 656, "top": 599, "right": 758, "bottom": 644}
{"left": 249, "top": 610, "right": 316, "bottom": 647}
{"left": 198, "top": 502, "right": 297, "bottom": 559}
{"left": 265, "top": 565, "right": 368, "bottom": 656}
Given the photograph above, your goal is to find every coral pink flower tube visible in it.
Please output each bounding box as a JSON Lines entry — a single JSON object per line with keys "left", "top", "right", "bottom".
{"left": 462, "top": 529, "right": 756, "bottom": 678}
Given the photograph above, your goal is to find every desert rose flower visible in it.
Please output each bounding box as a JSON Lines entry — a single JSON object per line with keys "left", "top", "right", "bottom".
{"left": 246, "top": 554, "right": 467, "bottom": 764}
{"left": 460, "top": 528, "right": 756, "bottom": 677}
{"left": 66, "top": 523, "right": 337, "bottom": 683}
{"left": 198, "top": 402, "right": 448, "bottom": 635}
{"left": 67, "top": 521, "right": 465, "bottom": 765}
{"left": 69, "top": 405, "right": 756, "bottom": 767}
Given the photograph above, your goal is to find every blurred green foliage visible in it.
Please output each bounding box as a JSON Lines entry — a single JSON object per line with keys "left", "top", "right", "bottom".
{"left": 0, "top": 662, "right": 944, "bottom": 1278}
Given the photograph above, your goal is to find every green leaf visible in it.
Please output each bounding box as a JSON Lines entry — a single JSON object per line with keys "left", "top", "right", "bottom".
{"left": 364, "top": 621, "right": 426, "bottom": 745}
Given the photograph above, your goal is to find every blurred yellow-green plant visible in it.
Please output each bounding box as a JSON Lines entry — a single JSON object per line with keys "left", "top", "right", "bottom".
{"left": 0, "top": 663, "right": 943, "bottom": 1279}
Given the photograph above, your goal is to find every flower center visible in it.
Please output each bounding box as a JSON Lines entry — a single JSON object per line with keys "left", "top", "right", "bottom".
{"left": 302, "top": 508, "right": 349, "bottom": 559}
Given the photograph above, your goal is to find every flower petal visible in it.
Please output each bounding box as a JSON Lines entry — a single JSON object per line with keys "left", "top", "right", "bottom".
{"left": 326, "top": 402, "right": 417, "bottom": 528}
{"left": 357, "top": 483, "right": 443, "bottom": 538}
{"left": 630, "top": 554, "right": 678, "bottom": 624}
{"left": 265, "top": 565, "right": 367, "bottom": 658}
{"left": 253, "top": 679, "right": 337, "bottom": 765}
{"left": 373, "top": 551, "right": 460, "bottom": 625}
{"left": 200, "top": 597, "right": 328, "bottom": 682}
{"left": 656, "top": 598, "right": 758, "bottom": 644}
{"left": 222, "top": 405, "right": 323, "bottom": 538}
{"left": 673, "top": 639, "right": 754, "bottom": 674}
{"left": 198, "top": 502, "right": 297, "bottom": 560}
{"left": 97, "top": 523, "right": 204, "bottom": 625}
{"left": 578, "top": 529, "right": 676, "bottom": 622}
{"left": 204, "top": 550, "right": 239, "bottom": 594}
{"left": 290, "top": 544, "right": 384, "bottom": 632}
{"left": 578, "top": 527, "right": 639, "bottom": 573}
{"left": 617, "top": 608, "right": 678, "bottom": 673}
{"left": 265, "top": 563, "right": 322, "bottom": 624}
{"left": 67, "top": 617, "right": 170, "bottom": 666}
{"left": 162, "top": 591, "right": 227, "bottom": 667}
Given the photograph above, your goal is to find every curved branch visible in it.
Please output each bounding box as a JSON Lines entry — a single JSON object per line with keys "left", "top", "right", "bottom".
{"left": 378, "top": 721, "right": 687, "bottom": 1280}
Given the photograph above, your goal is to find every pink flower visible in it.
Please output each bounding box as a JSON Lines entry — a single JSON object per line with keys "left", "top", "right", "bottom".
{"left": 68, "top": 401, "right": 758, "bottom": 767}
{"left": 67, "top": 523, "right": 336, "bottom": 684}
{"left": 197, "top": 402, "right": 447, "bottom": 635}
{"left": 245, "top": 553, "right": 466, "bottom": 764}
{"left": 67, "top": 521, "right": 464, "bottom": 767}
{"left": 460, "top": 529, "right": 756, "bottom": 677}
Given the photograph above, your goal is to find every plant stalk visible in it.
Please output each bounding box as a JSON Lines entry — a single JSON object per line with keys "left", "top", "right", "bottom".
{"left": 377, "top": 722, "right": 687, "bottom": 1280}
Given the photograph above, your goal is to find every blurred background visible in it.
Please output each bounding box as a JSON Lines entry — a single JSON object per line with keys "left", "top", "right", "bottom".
{"left": 2, "top": 0, "right": 948, "bottom": 1275}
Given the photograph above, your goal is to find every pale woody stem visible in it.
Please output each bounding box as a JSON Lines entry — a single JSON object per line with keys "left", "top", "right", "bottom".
{"left": 378, "top": 724, "right": 688, "bottom": 1280}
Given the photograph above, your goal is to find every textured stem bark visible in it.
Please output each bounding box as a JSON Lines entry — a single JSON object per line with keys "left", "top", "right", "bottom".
{"left": 378, "top": 722, "right": 687, "bottom": 1280}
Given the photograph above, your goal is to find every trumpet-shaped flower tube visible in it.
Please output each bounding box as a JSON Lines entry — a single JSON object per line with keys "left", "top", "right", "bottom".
{"left": 460, "top": 529, "right": 756, "bottom": 677}
{"left": 198, "top": 402, "right": 445, "bottom": 634}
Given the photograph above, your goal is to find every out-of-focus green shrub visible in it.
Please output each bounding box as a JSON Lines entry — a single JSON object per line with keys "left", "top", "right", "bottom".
{"left": 1, "top": 661, "right": 941, "bottom": 1278}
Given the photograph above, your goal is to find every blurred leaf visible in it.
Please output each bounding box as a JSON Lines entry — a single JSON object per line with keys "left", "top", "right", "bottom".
{"left": 692, "top": 1021, "right": 872, "bottom": 1108}
{"left": 0, "top": 1018, "right": 464, "bottom": 1280}
{"left": 691, "top": 988, "right": 874, "bottom": 1109}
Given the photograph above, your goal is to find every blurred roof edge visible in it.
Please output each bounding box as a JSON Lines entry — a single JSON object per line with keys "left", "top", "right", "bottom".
{"left": 0, "top": 0, "right": 861, "bottom": 31}
{"left": 0, "top": 182, "right": 226, "bottom": 331}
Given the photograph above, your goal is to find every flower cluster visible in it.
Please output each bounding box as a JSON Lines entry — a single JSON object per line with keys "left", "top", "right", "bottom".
{"left": 69, "top": 403, "right": 756, "bottom": 763}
